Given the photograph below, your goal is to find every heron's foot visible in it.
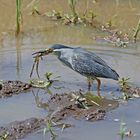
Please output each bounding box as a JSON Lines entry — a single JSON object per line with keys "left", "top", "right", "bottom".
{"left": 97, "top": 91, "right": 102, "bottom": 98}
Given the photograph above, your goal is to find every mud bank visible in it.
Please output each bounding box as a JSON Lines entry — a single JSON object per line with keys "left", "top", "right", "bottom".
{"left": 0, "top": 80, "right": 32, "bottom": 98}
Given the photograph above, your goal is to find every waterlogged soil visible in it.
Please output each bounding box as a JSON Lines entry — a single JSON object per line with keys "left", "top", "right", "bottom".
{"left": 47, "top": 92, "right": 118, "bottom": 121}
{"left": 123, "top": 86, "right": 140, "bottom": 97}
{"left": 0, "top": 89, "right": 118, "bottom": 139}
{"left": 0, "top": 118, "right": 44, "bottom": 140}
{"left": 0, "top": 82, "right": 140, "bottom": 139}
{"left": 0, "top": 81, "right": 31, "bottom": 98}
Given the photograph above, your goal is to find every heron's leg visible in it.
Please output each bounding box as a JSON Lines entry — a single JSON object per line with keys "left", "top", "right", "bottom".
{"left": 87, "top": 78, "right": 93, "bottom": 91}
{"left": 95, "top": 78, "right": 101, "bottom": 97}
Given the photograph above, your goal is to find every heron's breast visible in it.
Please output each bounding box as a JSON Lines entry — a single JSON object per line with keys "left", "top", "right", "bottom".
{"left": 59, "top": 51, "right": 75, "bottom": 69}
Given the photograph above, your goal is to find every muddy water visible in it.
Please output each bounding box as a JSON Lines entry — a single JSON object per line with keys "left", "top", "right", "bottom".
{"left": 0, "top": 0, "right": 140, "bottom": 140}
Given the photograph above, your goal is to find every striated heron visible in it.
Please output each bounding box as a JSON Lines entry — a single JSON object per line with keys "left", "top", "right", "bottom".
{"left": 33, "top": 44, "right": 119, "bottom": 97}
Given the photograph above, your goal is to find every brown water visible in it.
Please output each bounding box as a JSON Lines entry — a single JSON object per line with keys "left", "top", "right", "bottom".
{"left": 0, "top": 0, "right": 140, "bottom": 140}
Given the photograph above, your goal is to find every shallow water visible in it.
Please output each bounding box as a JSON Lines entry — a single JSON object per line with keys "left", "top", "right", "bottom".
{"left": 0, "top": 0, "right": 140, "bottom": 140}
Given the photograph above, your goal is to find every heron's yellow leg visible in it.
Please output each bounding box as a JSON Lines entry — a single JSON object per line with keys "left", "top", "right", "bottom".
{"left": 87, "top": 78, "right": 93, "bottom": 91}
{"left": 95, "top": 78, "right": 101, "bottom": 97}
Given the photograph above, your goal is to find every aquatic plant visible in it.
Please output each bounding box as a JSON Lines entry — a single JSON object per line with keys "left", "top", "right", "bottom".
{"left": 0, "top": 133, "right": 8, "bottom": 140}
{"left": 45, "top": 72, "right": 53, "bottom": 81}
{"left": 46, "top": 10, "right": 62, "bottom": 20}
{"left": 68, "top": 0, "right": 77, "bottom": 17}
{"left": 43, "top": 117, "right": 72, "bottom": 140}
{"left": 133, "top": 19, "right": 140, "bottom": 42}
{"left": 43, "top": 119, "right": 57, "bottom": 140}
{"left": 16, "top": 0, "right": 22, "bottom": 36}
{"left": 118, "top": 120, "right": 135, "bottom": 139}
{"left": 104, "top": 31, "right": 129, "bottom": 47}
{"left": 44, "top": 0, "right": 98, "bottom": 26}
{"left": 71, "top": 91, "right": 100, "bottom": 109}
{"left": 83, "top": 0, "right": 88, "bottom": 16}
{"left": 119, "top": 121, "right": 126, "bottom": 140}
{"left": 118, "top": 77, "right": 130, "bottom": 92}
{"left": 29, "top": 72, "right": 53, "bottom": 88}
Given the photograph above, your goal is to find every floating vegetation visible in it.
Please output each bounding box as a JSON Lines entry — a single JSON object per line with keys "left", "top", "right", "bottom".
{"left": 30, "top": 72, "right": 55, "bottom": 88}
{"left": 103, "top": 31, "right": 129, "bottom": 47}
{"left": 118, "top": 120, "right": 135, "bottom": 140}
{"left": 118, "top": 77, "right": 140, "bottom": 100}
{"left": 133, "top": 19, "right": 140, "bottom": 43}
{"left": 30, "top": 78, "right": 52, "bottom": 88}
{"left": 118, "top": 77, "right": 130, "bottom": 92}
{"left": 0, "top": 133, "right": 8, "bottom": 140}
{"left": 16, "top": 0, "right": 23, "bottom": 36}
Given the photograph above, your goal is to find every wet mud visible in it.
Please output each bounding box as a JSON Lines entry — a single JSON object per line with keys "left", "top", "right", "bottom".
{"left": 0, "top": 89, "right": 119, "bottom": 139}
{"left": 47, "top": 92, "right": 119, "bottom": 122}
{"left": 0, "top": 118, "right": 44, "bottom": 140}
{"left": 0, "top": 80, "right": 32, "bottom": 98}
{"left": 123, "top": 85, "right": 140, "bottom": 98}
{"left": 0, "top": 80, "right": 140, "bottom": 139}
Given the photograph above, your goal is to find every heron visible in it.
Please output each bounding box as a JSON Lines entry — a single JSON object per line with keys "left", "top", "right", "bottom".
{"left": 32, "top": 44, "right": 119, "bottom": 97}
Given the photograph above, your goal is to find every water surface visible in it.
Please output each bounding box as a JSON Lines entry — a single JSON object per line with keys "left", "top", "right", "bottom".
{"left": 0, "top": 0, "right": 140, "bottom": 140}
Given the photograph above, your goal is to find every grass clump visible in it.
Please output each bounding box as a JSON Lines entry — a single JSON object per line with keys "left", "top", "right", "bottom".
{"left": 68, "top": 0, "right": 77, "bottom": 17}
{"left": 133, "top": 19, "right": 140, "bottom": 42}
{"left": 16, "top": 0, "right": 22, "bottom": 36}
{"left": 0, "top": 133, "right": 8, "bottom": 140}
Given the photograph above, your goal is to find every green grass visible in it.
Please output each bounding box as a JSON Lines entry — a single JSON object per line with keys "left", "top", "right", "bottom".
{"left": 0, "top": 133, "right": 8, "bottom": 140}
{"left": 119, "top": 121, "right": 126, "bottom": 140}
{"left": 16, "top": 0, "right": 22, "bottom": 36}
{"left": 133, "top": 19, "right": 140, "bottom": 42}
{"left": 68, "top": 0, "right": 77, "bottom": 17}
{"left": 43, "top": 119, "right": 57, "bottom": 140}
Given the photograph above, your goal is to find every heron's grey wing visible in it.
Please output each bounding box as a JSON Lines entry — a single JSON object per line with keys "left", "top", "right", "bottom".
{"left": 72, "top": 48, "right": 119, "bottom": 80}
{"left": 75, "top": 48, "right": 108, "bottom": 67}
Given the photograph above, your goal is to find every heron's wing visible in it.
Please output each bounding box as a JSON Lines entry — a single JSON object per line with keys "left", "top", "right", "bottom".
{"left": 72, "top": 48, "right": 119, "bottom": 79}
{"left": 74, "top": 48, "right": 108, "bottom": 67}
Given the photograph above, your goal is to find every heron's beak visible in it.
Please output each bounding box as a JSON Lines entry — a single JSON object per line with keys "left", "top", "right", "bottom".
{"left": 32, "top": 48, "right": 53, "bottom": 58}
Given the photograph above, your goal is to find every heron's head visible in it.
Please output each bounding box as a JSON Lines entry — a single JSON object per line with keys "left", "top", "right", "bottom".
{"left": 32, "top": 44, "right": 73, "bottom": 57}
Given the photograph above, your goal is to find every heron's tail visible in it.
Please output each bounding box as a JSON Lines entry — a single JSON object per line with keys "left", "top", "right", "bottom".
{"left": 111, "top": 69, "right": 119, "bottom": 80}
